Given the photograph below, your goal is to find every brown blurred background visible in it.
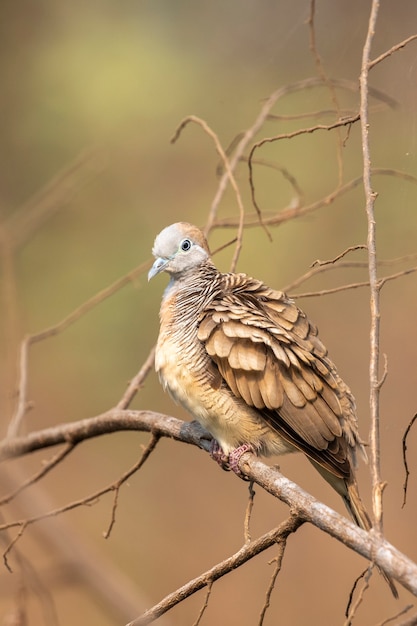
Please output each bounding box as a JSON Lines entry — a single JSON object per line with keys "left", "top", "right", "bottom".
{"left": 1, "top": 1, "right": 417, "bottom": 624}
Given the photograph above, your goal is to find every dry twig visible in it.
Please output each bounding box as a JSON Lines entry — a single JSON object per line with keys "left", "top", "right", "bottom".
{"left": 308, "top": 0, "right": 345, "bottom": 185}
{"left": 8, "top": 259, "right": 151, "bottom": 438}
{"left": 126, "top": 515, "right": 303, "bottom": 626}
{"left": 171, "top": 115, "right": 246, "bottom": 270}
{"left": 359, "top": 0, "right": 384, "bottom": 532}
{"left": 401, "top": 413, "right": 417, "bottom": 508}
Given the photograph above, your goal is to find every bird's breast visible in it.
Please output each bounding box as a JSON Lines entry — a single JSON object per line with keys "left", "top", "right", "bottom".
{"left": 155, "top": 330, "right": 213, "bottom": 420}
{"left": 154, "top": 326, "right": 294, "bottom": 457}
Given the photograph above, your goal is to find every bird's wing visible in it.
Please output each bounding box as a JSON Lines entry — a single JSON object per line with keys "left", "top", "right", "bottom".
{"left": 197, "top": 278, "right": 353, "bottom": 479}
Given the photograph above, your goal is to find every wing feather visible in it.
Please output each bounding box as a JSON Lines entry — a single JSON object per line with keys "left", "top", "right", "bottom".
{"left": 197, "top": 279, "right": 357, "bottom": 478}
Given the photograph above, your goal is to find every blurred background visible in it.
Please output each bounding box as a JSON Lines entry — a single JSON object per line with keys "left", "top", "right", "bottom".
{"left": 1, "top": 1, "right": 417, "bottom": 624}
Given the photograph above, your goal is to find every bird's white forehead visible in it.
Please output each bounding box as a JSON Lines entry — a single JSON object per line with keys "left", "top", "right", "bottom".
{"left": 152, "top": 223, "right": 184, "bottom": 258}
{"left": 152, "top": 222, "right": 208, "bottom": 258}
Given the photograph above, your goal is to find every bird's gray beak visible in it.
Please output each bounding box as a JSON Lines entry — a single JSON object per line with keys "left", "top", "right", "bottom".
{"left": 148, "top": 257, "right": 168, "bottom": 281}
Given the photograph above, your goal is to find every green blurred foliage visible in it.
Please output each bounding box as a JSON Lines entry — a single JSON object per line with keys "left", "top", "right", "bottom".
{"left": 1, "top": 1, "right": 417, "bottom": 624}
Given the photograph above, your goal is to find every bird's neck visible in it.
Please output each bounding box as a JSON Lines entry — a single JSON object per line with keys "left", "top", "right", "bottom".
{"left": 160, "top": 261, "right": 220, "bottom": 326}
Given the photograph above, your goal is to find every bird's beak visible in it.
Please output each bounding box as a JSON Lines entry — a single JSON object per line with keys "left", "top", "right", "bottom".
{"left": 148, "top": 257, "right": 168, "bottom": 281}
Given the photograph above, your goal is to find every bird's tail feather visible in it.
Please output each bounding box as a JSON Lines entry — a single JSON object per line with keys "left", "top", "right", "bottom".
{"left": 308, "top": 460, "right": 398, "bottom": 598}
{"left": 345, "top": 480, "right": 398, "bottom": 599}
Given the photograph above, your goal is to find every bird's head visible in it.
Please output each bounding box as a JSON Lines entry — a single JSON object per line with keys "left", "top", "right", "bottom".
{"left": 148, "top": 222, "right": 211, "bottom": 281}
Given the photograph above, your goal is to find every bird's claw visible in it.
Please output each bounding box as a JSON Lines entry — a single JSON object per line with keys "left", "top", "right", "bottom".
{"left": 209, "top": 440, "right": 231, "bottom": 470}
{"left": 228, "top": 444, "right": 254, "bottom": 479}
{"left": 209, "top": 440, "right": 254, "bottom": 479}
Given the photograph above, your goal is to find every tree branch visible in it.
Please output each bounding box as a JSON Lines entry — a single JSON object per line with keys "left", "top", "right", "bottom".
{"left": 359, "top": 0, "right": 384, "bottom": 532}
{"left": 1, "top": 412, "right": 416, "bottom": 597}
{"left": 127, "top": 515, "right": 304, "bottom": 626}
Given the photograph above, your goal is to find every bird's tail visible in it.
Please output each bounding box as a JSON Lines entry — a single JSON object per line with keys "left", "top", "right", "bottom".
{"left": 344, "top": 480, "right": 398, "bottom": 599}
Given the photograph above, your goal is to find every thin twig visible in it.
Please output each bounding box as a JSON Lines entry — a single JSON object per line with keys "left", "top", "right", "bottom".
{"left": 344, "top": 565, "right": 372, "bottom": 626}
{"left": 3, "top": 523, "right": 28, "bottom": 573}
{"left": 377, "top": 604, "right": 414, "bottom": 625}
{"left": 290, "top": 264, "right": 417, "bottom": 299}
{"left": 191, "top": 580, "right": 213, "bottom": 626}
{"left": 6, "top": 146, "right": 107, "bottom": 251}
{"left": 248, "top": 114, "right": 360, "bottom": 218}
{"left": 126, "top": 515, "right": 303, "bottom": 626}
{"left": 0, "top": 219, "right": 21, "bottom": 423}
{"left": 308, "top": 0, "right": 345, "bottom": 185}
{"left": 0, "top": 434, "right": 159, "bottom": 562}
{"left": 369, "top": 33, "right": 417, "bottom": 69}
{"left": 0, "top": 443, "right": 75, "bottom": 506}
{"left": 311, "top": 245, "right": 367, "bottom": 267}
{"left": 359, "top": 0, "right": 383, "bottom": 532}
{"left": 266, "top": 107, "right": 358, "bottom": 121}
{"left": 396, "top": 612, "right": 417, "bottom": 626}
{"left": 213, "top": 167, "right": 417, "bottom": 231}
{"left": 203, "top": 76, "right": 395, "bottom": 239}
{"left": 258, "top": 543, "right": 287, "bottom": 626}
{"left": 242, "top": 157, "right": 305, "bottom": 209}
{"left": 103, "top": 434, "right": 160, "bottom": 538}
{"left": 244, "top": 481, "right": 256, "bottom": 544}
{"left": 401, "top": 413, "right": 417, "bottom": 508}
{"left": 116, "top": 346, "right": 156, "bottom": 410}
{"left": 8, "top": 259, "right": 151, "bottom": 438}
{"left": 171, "top": 115, "right": 246, "bottom": 270}
{"left": 284, "top": 252, "right": 417, "bottom": 293}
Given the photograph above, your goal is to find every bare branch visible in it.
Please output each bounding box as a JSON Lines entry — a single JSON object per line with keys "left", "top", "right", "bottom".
{"left": 213, "top": 168, "right": 417, "bottom": 231}
{"left": 248, "top": 114, "right": 360, "bottom": 218}
{"left": 0, "top": 432, "right": 159, "bottom": 563}
{"left": 290, "top": 264, "right": 417, "bottom": 299}
{"left": 2, "top": 413, "right": 417, "bottom": 597}
{"left": 0, "top": 443, "right": 75, "bottom": 506}
{"left": 103, "top": 434, "right": 159, "bottom": 539}
{"left": 258, "top": 546, "right": 286, "bottom": 626}
{"left": 8, "top": 259, "right": 151, "bottom": 438}
{"left": 359, "top": 0, "right": 384, "bottom": 532}
{"left": 377, "top": 604, "right": 414, "bottom": 626}
{"left": 401, "top": 413, "right": 417, "bottom": 508}
{"left": 311, "top": 245, "right": 367, "bottom": 267}
{"left": 1, "top": 467, "right": 153, "bottom": 622}
{"left": 191, "top": 581, "right": 213, "bottom": 626}
{"left": 241, "top": 454, "right": 417, "bottom": 596}
{"left": 243, "top": 481, "right": 256, "bottom": 544}
{"left": 3, "top": 523, "right": 28, "bottom": 573}
{"left": 344, "top": 566, "right": 372, "bottom": 625}
{"left": 116, "top": 346, "right": 156, "bottom": 410}
{"left": 369, "top": 33, "right": 417, "bottom": 70}
{"left": 0, "top": 410, "right": 205, "bottom": 462}
{"left": 6, "top": 147, "right": 107, "bottom": 251}
{"left": 201, "top": 76, "right": 395, "bottom": 239}
{"left": 171, "top": 115, "right": 246, "bottom": 270}
{"left": 126, "top": 515, "right": 303, "bottom": 626}
{"left": 396, "top": 611, "right": 417, "bottom": 626}
{"left": 308, "top": 0, "right": 345, "bottom": 185}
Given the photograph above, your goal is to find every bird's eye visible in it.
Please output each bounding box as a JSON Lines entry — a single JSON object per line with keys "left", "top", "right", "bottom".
{"left": 180, "top": 238, "right": 192, "bottom": 252}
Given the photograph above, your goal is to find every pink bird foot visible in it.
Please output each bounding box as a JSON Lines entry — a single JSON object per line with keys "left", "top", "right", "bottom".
{"left": 209, "top": 440, "right": 254, "bottom": 478}
{"left": 209, "top": 439, "right": 231, "bottom": 470}
{"left": 228, "top": 443, "right": 255, "bottom": 477}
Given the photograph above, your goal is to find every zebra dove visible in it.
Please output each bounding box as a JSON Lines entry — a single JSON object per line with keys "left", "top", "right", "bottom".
{"left": 149, "top": 222, "right": 397, "bottom": 596}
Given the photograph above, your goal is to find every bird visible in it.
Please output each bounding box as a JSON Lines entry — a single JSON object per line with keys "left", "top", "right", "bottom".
{"left": 148, "top": 221, "right": 397, "bottom": 596}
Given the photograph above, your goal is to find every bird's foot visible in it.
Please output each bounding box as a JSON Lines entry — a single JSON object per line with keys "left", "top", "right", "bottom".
{"left": 209, "top": 439, "right": 231, "bottom": 471}
{"left": 228, "top": 444, "right": 254, "bottom": 478}
{"left": 209, "top": 441, "right": 255, "bottom": 479}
